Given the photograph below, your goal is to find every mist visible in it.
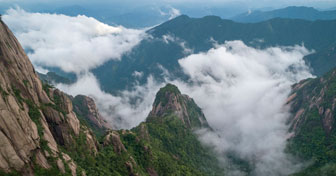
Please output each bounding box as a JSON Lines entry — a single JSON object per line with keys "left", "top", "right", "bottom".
{"left": 171, "top": 41, "right": 313, "bottom": 175}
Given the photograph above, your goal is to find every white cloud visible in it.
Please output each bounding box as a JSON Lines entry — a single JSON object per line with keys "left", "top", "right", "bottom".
{"left": 158, "top": 6, "right": 181, "bottom": 20}
{"left": 170, "top": 41, "right": 313, "bottom": 175}
{"left": 168, "top": 7, "right": 181, "bottom": 19}
{"left": 132, "top": 71, "right": 144, "bottom": 78}
{"left": 162, "top": 34, "right": 193, "bottom": 54}
{"left": 56, "top": 73, "right": 164, "bottom": 129}
{"left": 2, "top": 7, "right": 146, "bottom": 74}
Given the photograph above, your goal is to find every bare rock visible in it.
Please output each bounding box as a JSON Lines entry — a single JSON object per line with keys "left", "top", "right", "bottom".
{"left": 104, "top": 131, "right": 126, "bottom": 154}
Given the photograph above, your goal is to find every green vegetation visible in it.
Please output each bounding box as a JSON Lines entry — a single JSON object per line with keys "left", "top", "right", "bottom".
{"left": 0, "top": 170, "right": 20, "bottom": 176}
{"left": 58, "top": 84, "right": 222, "bottom": 176}
{"left": 59, "top": 113, "right": 223, "bottom": 176}
{"left": 12, "top": 86, "right": 24, "bottom": 106}
{"left": 42, "top": 82, "right": 53, "bottom": 96}
{"left": 140, "top": 114, "right": 224, "bottom": 176}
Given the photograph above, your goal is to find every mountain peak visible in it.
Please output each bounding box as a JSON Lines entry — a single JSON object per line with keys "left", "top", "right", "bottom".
{"left": 148, "top": 84, "right": 209, "bottom": 129}
{"left": 153, "top": 83, "right": 181, "bottom": 106}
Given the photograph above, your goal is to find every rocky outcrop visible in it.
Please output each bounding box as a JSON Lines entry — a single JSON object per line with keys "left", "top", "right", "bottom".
{"left": 103, "top": 131, "right": 126, "bottom": 154}
{"left": 0, "top": 19, "right": 99, "bottom": 175}
{"left": 288, "top": 70, "right": 336, "bottom": 135}
{"left": 148, "top": 83, "right": 209, "bottom": 129}
{"left": 72, "top": 95, "right": 111, "bottom": 133}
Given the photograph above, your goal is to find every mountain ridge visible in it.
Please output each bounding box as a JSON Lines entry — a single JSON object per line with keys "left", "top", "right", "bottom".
{"left": 93, "top": 14, "right": 336, "bottom": 93}
{"left": 231, "top": 6, "right": 336, "bottom": 23}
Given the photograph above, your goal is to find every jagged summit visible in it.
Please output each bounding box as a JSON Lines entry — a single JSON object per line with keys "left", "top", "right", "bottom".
{"left": 148, "top": 83, "right": 209, "bottom": 129}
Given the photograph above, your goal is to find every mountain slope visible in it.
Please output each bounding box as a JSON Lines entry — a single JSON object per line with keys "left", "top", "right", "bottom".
{"left": 75, "top": 84, "right": 223, "bottom": 176}
{"left": 232, "top": 6, "right": 336, "bottom": 23}
{"left": 93, "top": 15, "right": 336, "bottom": 93}
{"left": 0, "top": 18, "right": 103, "bottom": 175}
{"left": 287, "top": 68, "right": 336, "bottom": 175}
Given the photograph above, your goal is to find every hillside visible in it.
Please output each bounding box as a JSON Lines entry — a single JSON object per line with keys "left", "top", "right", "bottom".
{"left": 232, "top": 6, "right": 336, "bottom": 23}
{"left": 93, "top": 15, "right": 336, "bottom": 93}
{"left": 287, "top": 68, "right": 336, "bottom": 175}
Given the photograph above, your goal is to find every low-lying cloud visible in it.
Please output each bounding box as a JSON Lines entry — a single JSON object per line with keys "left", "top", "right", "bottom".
{"left": 3, "top": 8, "right": 146, "bottom": 74}
{"left": 56, "top": 73, "right": 165, "bottom": 129}
{"left": 172, "top": 41, "right": 313, "bottom": 175}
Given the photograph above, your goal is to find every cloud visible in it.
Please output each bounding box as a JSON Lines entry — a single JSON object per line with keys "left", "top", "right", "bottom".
{"left": 170, "top": 41, "right": 313, "bottom": 175}
{"left": 161, "top": 34, "right": 193, "bottom": 54}
{"left": 2, "top": 7, "right": 146, "bottom": 74}
{"left": 158, "top": 6, "right": 181, "bottom": 20}
{"left": 56, "top": 73, "right": 165, "bottom": 129}
{"left": 168, "top": 7, "right": 181, "bottom": 19}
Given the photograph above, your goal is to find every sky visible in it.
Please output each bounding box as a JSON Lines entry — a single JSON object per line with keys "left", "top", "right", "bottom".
{"left": 1, "top": 0, "right": 336, "bottom": 15}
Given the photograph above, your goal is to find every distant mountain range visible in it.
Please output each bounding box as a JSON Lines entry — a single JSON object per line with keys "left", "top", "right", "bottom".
{"left": 231, "top": 6, "right": 336, "bottom": 22}
{"left": 92, "top": 15, "right": 336, "bottom": 93}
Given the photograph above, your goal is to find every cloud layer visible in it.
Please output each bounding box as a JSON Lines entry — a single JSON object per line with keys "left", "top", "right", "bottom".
{"left": 172, "top": 41, "right": 312, "bottom": 175}
{"left": 3, "top": 8, "right": 146, "bottom": 73}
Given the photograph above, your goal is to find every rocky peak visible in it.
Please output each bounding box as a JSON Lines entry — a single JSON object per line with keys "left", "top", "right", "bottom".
{"left": 148, "top": 83, "right": 209, "bottom": 129}
{"left": 72, "top": 95, "right": 111, "bottom": 134}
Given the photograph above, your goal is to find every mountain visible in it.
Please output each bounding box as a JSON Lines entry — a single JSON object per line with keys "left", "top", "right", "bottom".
{"left": 287, "top": 68, "right": 336, "bottom": 175}
{"left": 64, "top": 84, "right": 223, "bottom": 176}
{"left": 231, "top": 6, "right": 336, "bottom": 23}
{"left": 93, "top": 15, "right": 336, "bottom": 93}
{"left": 47, "top": 5, "right": 176, "bottom": 28}
{"left": 0, "top": 19, "right": 223, "bottom": 175}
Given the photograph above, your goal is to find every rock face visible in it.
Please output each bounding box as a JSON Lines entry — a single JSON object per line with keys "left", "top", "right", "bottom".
{"left": 288, "top": 70, "right": 336, "bottom": 134}
{"left": 148, "top": 83, "right": 209, "bottom": 129}
{"left": 0, "top": 18, "right": 50, "bottom": 175}
{"left": 0, "top": 19, "right": 98, "bottom": 175}
{"left": 103, "top": 131, "right": 126, "bottom": 154}
{"left": 72, "top": 95, "right": 111, "bottom": 134}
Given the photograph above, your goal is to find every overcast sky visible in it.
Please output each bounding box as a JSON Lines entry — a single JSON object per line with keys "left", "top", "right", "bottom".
{"left": 1, "top": 0, "right": 336, "bottom": 9}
